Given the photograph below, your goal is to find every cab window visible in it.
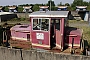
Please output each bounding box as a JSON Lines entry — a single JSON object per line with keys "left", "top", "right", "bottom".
{"left": 33, "top": 18, "right": 49, "bottom": 31}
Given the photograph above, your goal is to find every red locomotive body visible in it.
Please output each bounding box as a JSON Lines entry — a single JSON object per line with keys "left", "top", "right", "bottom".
{"left": 9, "top": 11, "right": 82, "bottom": 52}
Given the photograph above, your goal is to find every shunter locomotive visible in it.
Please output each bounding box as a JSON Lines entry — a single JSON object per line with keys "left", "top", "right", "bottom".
{"left": 9, "top": 11, "right": 83, "bottom": 53}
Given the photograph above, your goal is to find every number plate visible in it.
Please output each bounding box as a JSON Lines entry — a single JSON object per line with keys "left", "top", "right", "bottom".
{"left": 36, "top": 33, "right": 44, "bottom": 40}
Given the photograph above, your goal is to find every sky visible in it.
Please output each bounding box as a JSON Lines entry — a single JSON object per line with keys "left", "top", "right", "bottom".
{"left": 0, "top": 0, "right": 89, "bottom": 6}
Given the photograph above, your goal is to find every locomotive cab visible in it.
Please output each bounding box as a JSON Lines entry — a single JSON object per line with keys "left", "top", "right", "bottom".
{"left": 29, "top": 11, "right": 69, "bottom": 50}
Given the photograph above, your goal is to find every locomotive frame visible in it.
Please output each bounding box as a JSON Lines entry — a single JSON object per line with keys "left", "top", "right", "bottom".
{"left": 7, "top": 11, "right": 83, "bottom": 53}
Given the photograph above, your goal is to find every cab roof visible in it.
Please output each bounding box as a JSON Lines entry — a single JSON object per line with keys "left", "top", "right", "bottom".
{"left": 29, "top": 11, "right": 69, "bottom": 18}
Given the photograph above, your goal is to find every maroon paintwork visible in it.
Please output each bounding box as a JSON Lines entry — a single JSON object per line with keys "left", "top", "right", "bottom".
{"left": 11, "top": 25, "right": 30, "bottom": 37}
{"left": 30, "top": 17, "right": 65, "bottom": 50}
{"left": 10, "top": 25, "right": 31, "bottom": 49}
{"left": 66, "top": 28, "right": 82, "bottom": 48}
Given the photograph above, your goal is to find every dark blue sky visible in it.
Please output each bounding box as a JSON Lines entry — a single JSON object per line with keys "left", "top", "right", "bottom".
{"left": 0, "top": 0, "right": 89, "bottom": 6}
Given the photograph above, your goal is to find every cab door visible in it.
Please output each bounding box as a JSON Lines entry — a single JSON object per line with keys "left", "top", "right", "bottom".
{"left": 55, "top": 19, "right": 62, "bottom": 49}
{"left": 50, "top": 19, "right": 61, "bottom": 49}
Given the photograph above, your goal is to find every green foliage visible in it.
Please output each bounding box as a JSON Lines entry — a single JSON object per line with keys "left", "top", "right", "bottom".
{"left": 12, "top": 18, "right": 26, "bottom": 21}
{"left": 67, "top": 6, "right": 72, "bottom": 11}
{"left": 51, "top": 6, "right": 57, "bottom": 11}
{"left": 47, "top": 0, "right": 55, "bottom": 6}
{"left": 17, "top": 6, "right": 23, "bottom": 12}
{"left": 87, "top": 6, "right": 90, "bottom": 10}
{"left": 20, "top": 17, "right": 26, "bottom": 21}
{"left": 4, "top": 6, "right": 9, "bottom": 12}
{"left": 52, "top": 7, "right": 57, "bottom": 11}
{"left": 71, "top": 0, "right": 89, "bottom": 7}
{"left": 9, "top": 18, "right": 18, "bottom": 21}
{"left": 89, "top": 1, "right": 90, "bottom": 6}
{"left": 83, "top": 1, "right": 89, "bottom": 6}
{"left": 70, "top": 0, "right": 90, "bottom": 10}
{"left": 72, "top": 0, "right": 83, "bottom": 7}
{"left": 32, "top": 4, "right": 39, "bottom": 11}
{"left": 64, "top": 3, "right": 70, "bottom": 6}
{"left": 57, "top": 2, "right": 64, "bottom": 6}
{"left": 46, "top": 0, "right": 55, "bottom": 10}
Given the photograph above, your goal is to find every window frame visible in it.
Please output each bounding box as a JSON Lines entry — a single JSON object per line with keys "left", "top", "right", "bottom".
{"left": 32, "top": 18, "right": 50, "bottom": 32}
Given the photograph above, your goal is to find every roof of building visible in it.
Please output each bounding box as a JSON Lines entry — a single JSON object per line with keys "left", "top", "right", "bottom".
{"left": 0, "top": 12, "right": 14, "bottom": 15}
{"left": 23, "top": 6, "right": 32, "bottom": 9}
{"left": 10, "top": 24, "right": 31, "bottom": 32}
{"left": 39, "top": 6, "right": 49, "bottom": 8}
{"left": 57, "top": 6, "right": 68, "bottom": 8}
{"left": 76, "top": 6, "right": 87, "bottom": 8}
{"left": 0, "top": 6, "right": 3, "bottom": 10}
{"left": 29, "top": 11, "right": 69, "bottom": 17}
{"left": 8, "top": 6, "right": 17, "bottom": 9}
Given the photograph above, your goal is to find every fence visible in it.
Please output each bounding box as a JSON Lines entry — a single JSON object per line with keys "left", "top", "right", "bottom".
{"left": 0, "top": 47, "right": 90, "bottom": 60}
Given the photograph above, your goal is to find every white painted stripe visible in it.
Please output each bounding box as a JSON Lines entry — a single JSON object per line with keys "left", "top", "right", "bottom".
{"left": 32, "top": 43, "right": 50, "bottom": 48}
{"left": 11, "top": 37, "right": 27, "bottom": 40}
{"left": 65, "top": 43, "right": 80, "bottom": 46}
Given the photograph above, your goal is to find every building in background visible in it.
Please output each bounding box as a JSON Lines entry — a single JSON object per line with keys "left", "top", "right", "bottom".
{"left": 0, "top": 12, "right": 17, "bottom": 22}
{"left": 57, "top": 6, "right": 68, "bottom": 11}
{"left": 70, "top": 6, "right": 89, "bottom": 21}
{"left": 8, "top": 6, "right": 17, "bottom": 12}
{"left": 39, "top": 6, "right": 49, "bottom": 11}
{"left": 23, "top": 6, "right": 32, "bottom": 12}
{"left": 76, "top": 6, "right": 87, "bottom": 11}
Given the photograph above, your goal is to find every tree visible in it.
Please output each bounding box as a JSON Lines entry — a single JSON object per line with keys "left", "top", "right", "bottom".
{"left": 64, "top": 3, "right": 70, "bottom": 6}
{"left": 17, "top": 6, "right": 23, "bottom": 12}
{"left": 71, "top": 0, "right": 84, "bottom": 7}
{"left": 4, "top": 6, "right": 9, "bottom": 12}
{"left": 88, "top": 1, "right": 90, "bottom": 6}
{"left": 46, "top": 0, "right": 55, "bottom": 11}
{"left": 87, "top": 6, "right": 90, "bottom": 10}
{"left": 83, "top": 1, "right": 89, "bottom": 6}
{"left": 57, "top": 2, "right": 63, "bottom": 6}
{"left": 32, "top": 4, "right": 39, "bottom": 11}
{"left": 47, "top": 0, "right": 55, "bottom": 6}
{"left": 71, "top": 0, "right": 83, "bottom": 10}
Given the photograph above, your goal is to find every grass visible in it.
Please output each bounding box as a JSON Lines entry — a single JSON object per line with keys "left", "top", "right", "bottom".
{"left": 0, "top": 18, "right": 30, "bottom": 25}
